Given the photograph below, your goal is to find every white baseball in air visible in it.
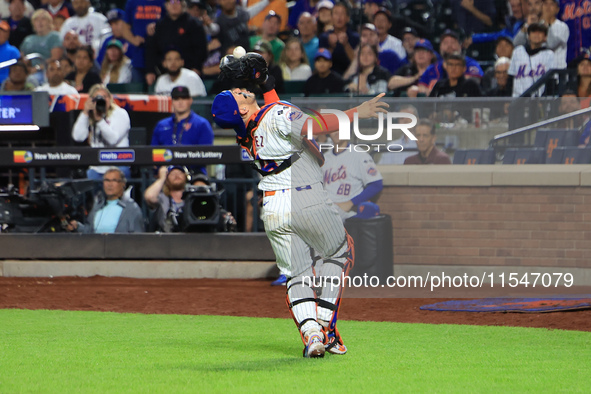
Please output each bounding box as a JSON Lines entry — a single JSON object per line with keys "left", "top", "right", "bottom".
{"left": 233, "top": 46, "right": 246, "bottom": 59}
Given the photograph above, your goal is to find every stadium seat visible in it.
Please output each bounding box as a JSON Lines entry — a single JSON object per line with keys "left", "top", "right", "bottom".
{"left": 502, "top": 148, "right": 546, "bottom": 164}
{"left": 546, "top": 147, "right": 591, "bottom": 164}
{"left": 533, "top": 128, "right": 579, "bottom": 162}
{"left": 453, "top": 149, "right": 496, "bottom": 164}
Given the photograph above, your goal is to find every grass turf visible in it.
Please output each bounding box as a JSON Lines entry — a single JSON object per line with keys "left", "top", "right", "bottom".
{"left": 1, "top": 309, "right": 590, "bottom": 392}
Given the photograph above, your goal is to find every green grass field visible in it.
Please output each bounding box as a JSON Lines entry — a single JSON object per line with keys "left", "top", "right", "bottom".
{"left": 1, "top": 309, "right": 590, "bottom": 393}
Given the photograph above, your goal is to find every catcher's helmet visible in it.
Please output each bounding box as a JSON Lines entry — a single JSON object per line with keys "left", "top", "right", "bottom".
{"left": 211, "top": 91, "right": 247, "bottom": 136}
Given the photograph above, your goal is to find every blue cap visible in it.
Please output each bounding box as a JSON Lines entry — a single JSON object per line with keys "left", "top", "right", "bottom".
{"left": 314, "top": 48, "right": 332, "bottom": 61}
{"left": 353, "top": 202, "right": 380, "bottom": 219}
{"left": 106, "top": 8, "right": 125, "bottom": 23}
{"left": 211, "top": 91, "right": 246, "bottom": 136}
{"left": 414, "top": 38, "right": 434, "bottom": 53}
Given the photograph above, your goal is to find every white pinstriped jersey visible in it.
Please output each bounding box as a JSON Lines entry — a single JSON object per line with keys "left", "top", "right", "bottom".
{"left": 509, "top": 46, "right": 556, "bottom": 97}
{"left": 322, "top": 147, "right": 382, "bottom": 204}
{"left": 251, "top": 104, "right": 323, "bottom": 191}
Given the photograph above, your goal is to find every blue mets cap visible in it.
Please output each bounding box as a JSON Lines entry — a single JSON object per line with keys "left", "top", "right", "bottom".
{"left": 314, "top": 48, "right": 332, "bottom": 61}
{"left": 414, "top": 38, "right": 434, "bottom": 53}
{"left": 353, "top": 202, "right": 380, "bottom": 219}
{"left": 211, "top": 91, "right": 246, "bottom": 136}
{"left": 106, "top": 8, "right": 125, "bottom": 23}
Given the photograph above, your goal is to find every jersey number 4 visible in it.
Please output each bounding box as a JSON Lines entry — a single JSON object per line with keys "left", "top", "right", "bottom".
{"left": 337, "top": 184, "right": 351, "bottom": 196}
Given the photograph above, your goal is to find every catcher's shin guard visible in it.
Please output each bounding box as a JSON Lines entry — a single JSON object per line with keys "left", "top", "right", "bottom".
{"left": 285, "top": 269, "right": 324, "bottom": 350}
{"left": 316, "top": 233, "right": 354, "bottom": 354}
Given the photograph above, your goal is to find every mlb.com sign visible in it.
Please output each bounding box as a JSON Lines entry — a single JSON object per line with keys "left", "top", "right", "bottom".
{"left": 306, "top": 111, "right": 418, "bottom": 152}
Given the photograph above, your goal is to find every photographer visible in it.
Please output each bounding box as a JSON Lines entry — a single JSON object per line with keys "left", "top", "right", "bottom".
{"left": 72, "top": 83, "right": 131, "bottom": 181}
{"left": 66, "top": 167, "right": 144, "bottom": 233}
{"left": 144, "top": 165, "right": 236, "bottom": 232}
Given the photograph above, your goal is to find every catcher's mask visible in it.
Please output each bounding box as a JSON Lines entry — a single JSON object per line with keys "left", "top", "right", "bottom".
{"left": 211, "top": 90, "right": 247, "bottom": 137}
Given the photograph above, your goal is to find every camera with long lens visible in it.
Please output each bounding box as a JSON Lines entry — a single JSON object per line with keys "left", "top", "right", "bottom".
{"left": 93, "top": 95, "right": 107, "bottom": 117}
{"left": 176, "top": 185, "right": 236, "bottom": 233}
{"left": 0, "top": 180, "right": 95, "bottom": 233}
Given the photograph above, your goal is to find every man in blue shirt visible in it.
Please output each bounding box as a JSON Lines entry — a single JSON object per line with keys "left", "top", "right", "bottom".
{"left": 0, "top": 21, "right": 20, "bottom": 84}
{"left": 151, "top": 86, "right": 214, "bottom": 175}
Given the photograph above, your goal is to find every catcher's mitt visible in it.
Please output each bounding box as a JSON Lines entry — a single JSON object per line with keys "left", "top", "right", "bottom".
{"left": 219, "top": 53, "right": 268, "bottom": 84}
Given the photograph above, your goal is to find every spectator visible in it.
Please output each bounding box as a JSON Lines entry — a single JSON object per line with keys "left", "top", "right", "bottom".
{"left": 485, "top": 57, "right": 513, "bottom": 96}
{"left": 318, "top": 2, "right": 359, "bottom": 75}
{"left": 59, "top": 55, "right": 73, "bottom": 76}
{"left": 20, "top": 9, "right": 62, "bottom": 61}
{"left": 0, "top": 0, "right": 33, "bottom": 19}
{"left": 6, "top": 0, "right": 33, "bottom": 49}
{"left": 72, "top": 84, "right": 132, "bottom": 180}
{"left": 279, "top": 37, "right": 312, "bottom": 81}
{"left": 245, "top": 0, "right": 289, "bottom": 33}
{"left": 346, "top": 44, "right": 390, "bottom": 95}
{"left": 304, "top": 48, "right": 345, "bottom": 96}
{"left": 401, "top": 26, "right": 420, "bottom": 59}
{"left": 65, "top": 45, "right": 101, "bottom": 93}
{"left": 61, "top": 29, "right": 81, "bottom": 65}
{"left": 379, "top": 104, "right": 419, "bottom": 165}
{"left": 418, "top": 29, "right": 484, "bottom": 94}
{"left": 35, "top": 58, "right": 79, "bottom": 95}
{"left": 373, "top": 7, "right": 406, "bottom": 61}
{"left": 151, "top": 86, "right": 214, "bottom": 176}
{"left": 297, "top": 12, "right": 318, "bottom": 67}
{"left": 541, "top": 0, "right": 569, "bottom": 69}
{"left": 388, "top": 38, "right": 436, "bottom": 97}
{"left": 362, "top": 0, "right": 382, "bottom": 21}
{"left": 468, "top": 0, "right": 525, "bottom": 45}
{"left": 154, "top": 48, "right": 207, "bottom": 96}
{"left": 100, "top": 39, "right": 133, "bottom": 85}
{"left": 0, "top": 61, "right": 35, "bottom": 91}
{"left": 41, "top": 0, "right": 74, "bottom": 20}
{"left": 452, "top": 0, "right": 496, "bottom": 35}
{"left": 122, "top": 0, "right": 165, "bottom": 84}
{"left": 144, "top": 165, "right": 195, "bottom": 232}
{"left": 59, "top": 0, "right": 110, "bottom": 55}
{"left": 66, "top": 167, "right": 144, "bottom": 234}
{"left": 249, "top": 11, "right": 284, "bottom": 63}
{"left": 252, "top": 40, "right": 284, "bottom": 94}
{"left": 189, "top": 0, "right": 220, "bottom": 38}
{"left": 215, "top": 0, "right": 250, "bottom": 54}
{"left": 560, "top": 0, "right": 591, "bottom": 64}
{"left": 352, "top": 23, "right": 404, "bottom": 75}
{"left": 566, "top": 51, "right": 591, "bottom": 107}
{"left": 288, "top": 0, "right": 320, "bottom": 29}
{"left": 557, "top": 91, "right": 583, "bottom": 129}
{"left": 430, "top": 54, "right": 483, "bottom": 98}
{"left": 315, "top": 0, "right": 333, "bottom": 34}
{"left": 96, "top": 9, "right": 132, "bottom": 66}
{"left": 508, "top": 22, "right": 555, "bottom": 97}
{"left": 481, "top": 35, "right": 514, "bottom": 92}
{"left": 404, "top": 119, "right": 452, "bottom": 165}
{"left": 0, "top": 20, "right": 20, "bottom": 84}
{"left": 52, "top": 13, "right": 66, "bottom": 32}
{"left": 145, "top": 0, "right": 208, "bottom": 86}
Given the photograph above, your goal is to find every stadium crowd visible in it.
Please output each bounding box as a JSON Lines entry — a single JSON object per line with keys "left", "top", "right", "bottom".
{"left": 0, "top": 0, "right": 590, "bottom": 233}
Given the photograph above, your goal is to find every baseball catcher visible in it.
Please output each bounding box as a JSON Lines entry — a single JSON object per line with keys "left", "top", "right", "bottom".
{"left": 211, "top": 49, "right": 387, "bottom": 358}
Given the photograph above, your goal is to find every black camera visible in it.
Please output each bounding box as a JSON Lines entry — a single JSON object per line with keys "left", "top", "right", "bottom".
{"left": 93, "top": 95, "right": 107, "bottom": 116}
{"left": 176, "top": 185, "right": 236, "bottom": 232}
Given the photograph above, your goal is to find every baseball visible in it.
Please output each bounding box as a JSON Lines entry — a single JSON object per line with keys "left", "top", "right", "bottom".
{"left": 233, "top": 46, "right": 246, "bottom": 59}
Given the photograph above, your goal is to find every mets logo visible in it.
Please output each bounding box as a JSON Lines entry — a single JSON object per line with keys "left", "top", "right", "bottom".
{"left": 13, "top": 150, "right": 33, "bottom": 163}
{"left": 153, "top": 149, "right": 173, "bottom": 162}
{"left": 286, "top": 110, "right": 304, "bottom": 122}
{"left": 99, "top": 150, "right": 135, "bottom": 163}
{"left": 368, "top": 167, "right": 377, "bottom": 176}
